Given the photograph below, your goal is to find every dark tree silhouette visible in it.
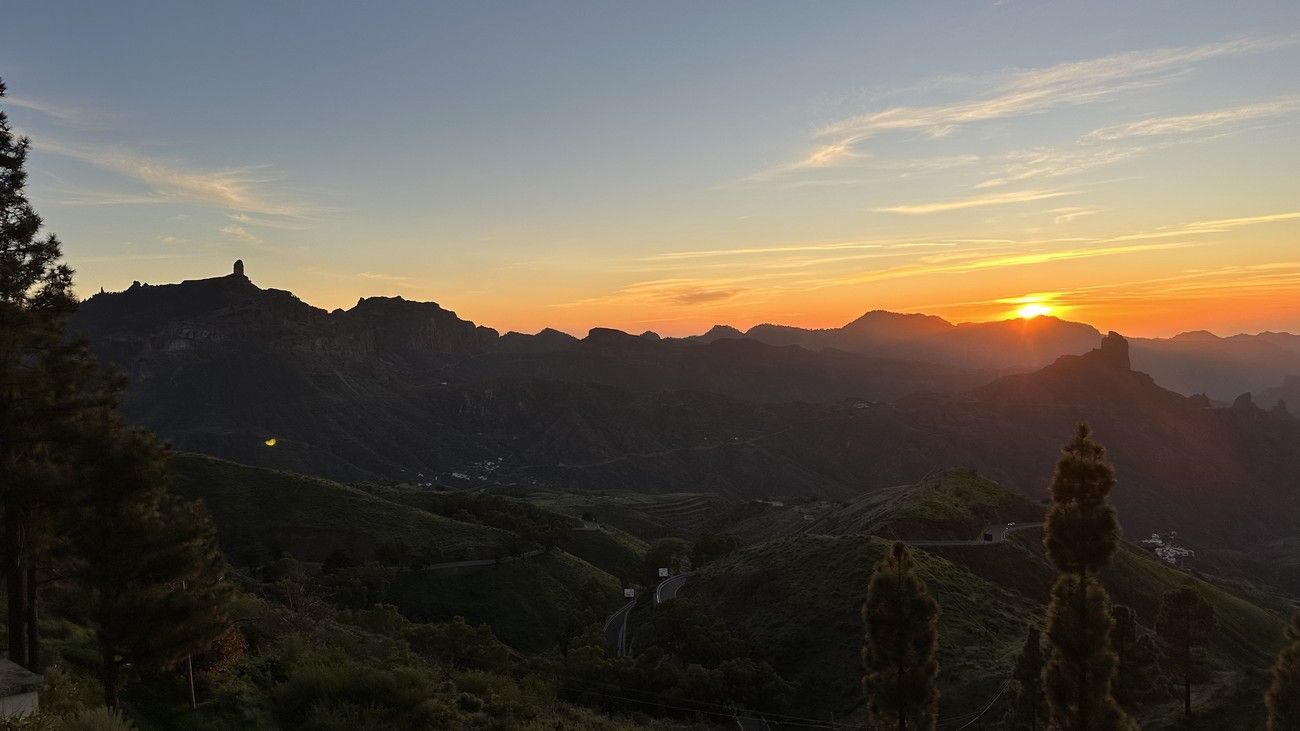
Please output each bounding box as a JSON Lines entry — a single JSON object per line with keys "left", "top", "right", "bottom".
{"left": 1005, "top": 627, "right": 1047, "bottom": 730}
{"left": 644, "top": 537, "right": 690, "bottom": 582}
{"left": 862, "top": 541, "right": 939, "bottom": 731}
{"left": 0, "top": 78, "right": 116, "bottom": 670}
{"left": 1110, "top": 605, "right": 1157, "bottom": 709}
{"left": 74, "top": 424, "right": 233, "bottom": 707}
{"left": 1042, "top": 424, "right": 1134, "bottom": 730}
{"left": 691, "top": 531, "right": 742, "bottom": 567}
{"left": 1155, "top": 584, "right": 1215, "bottom": 720}
{"left": 1267, "top": 612, "right": 1300, "bottom": 731}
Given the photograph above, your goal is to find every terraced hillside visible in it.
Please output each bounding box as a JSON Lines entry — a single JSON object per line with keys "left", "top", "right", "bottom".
{"left": 525, "top": 491, "right": 736, "bottom": 539}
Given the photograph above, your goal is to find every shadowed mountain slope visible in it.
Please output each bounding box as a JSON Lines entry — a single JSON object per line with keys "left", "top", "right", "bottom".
{"left": 73, "top": 267, "right": 1300, "bottom": 551}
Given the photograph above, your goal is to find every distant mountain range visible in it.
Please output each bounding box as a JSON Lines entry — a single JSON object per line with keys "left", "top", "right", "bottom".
{"left": 70, "top": 263, "right": 1300, "bottom": 550}
{"left": 692, "top": 311, "right": 1300, "bottom": 403}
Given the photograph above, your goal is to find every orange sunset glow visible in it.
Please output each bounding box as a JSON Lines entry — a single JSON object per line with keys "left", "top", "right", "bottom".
{"left": 7, "top": 6, "right": 1300, "bottom": 729}
{"left": 5, "top": 5, "right": 1298, "bottom": 340}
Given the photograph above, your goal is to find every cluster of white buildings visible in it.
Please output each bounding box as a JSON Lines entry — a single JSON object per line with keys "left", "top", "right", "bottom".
{"left": 1140, "top": 532, "right": 1195, "bottom": 566}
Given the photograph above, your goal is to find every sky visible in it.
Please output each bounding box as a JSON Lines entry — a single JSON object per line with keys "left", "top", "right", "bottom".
{"left": 3, "top": 1, "right": 1299, "bottom": 338}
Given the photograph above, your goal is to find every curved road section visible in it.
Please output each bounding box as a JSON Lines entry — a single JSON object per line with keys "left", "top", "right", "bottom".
{"left": 655, "top": 574, "right": 688, "bottom": 604}
{"left": 602, "top": 573, "right": 692, "bottom": 658}
{"left": 603, "top": 597, "right": 636, "bottom": 658}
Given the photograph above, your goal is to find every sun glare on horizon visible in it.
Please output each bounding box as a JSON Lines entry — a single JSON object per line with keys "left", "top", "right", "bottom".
{"left": 1016, "top": 303, "right": 1053, "bottom": 320}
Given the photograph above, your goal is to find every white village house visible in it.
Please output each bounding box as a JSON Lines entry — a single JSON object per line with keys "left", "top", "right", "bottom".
{"left": 0, "top": 659, "right": 40, "bottom": 718}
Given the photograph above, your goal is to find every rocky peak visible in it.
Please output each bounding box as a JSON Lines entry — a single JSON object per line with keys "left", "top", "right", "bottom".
{"left": 1097, "top": 331, "right": 1131, "bottom": 370}
{"left": 698, "top": 324, "right": 745, "bottom": 342}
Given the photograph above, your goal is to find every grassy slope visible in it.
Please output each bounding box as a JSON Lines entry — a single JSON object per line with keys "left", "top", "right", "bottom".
{"left": 524, "top": 490, "right": 732, "bottom": 540}
{"left": 169, "top": 452, "right": 513, "bottom": 565}
{"left": 558, "top": 524, "right": 649, "bottom": 583}
{"left": 385, "top": 550, "right": 623, "bottom": 653}
{"left": 798, "top": 468, "right": 1044, "bottom": 541}
{"left": 685, "top": 471, "right": 1289, "bottom": 725}
{"left": 687, "top": 535, "right": 1041, "bottom": 721}
{"left": 931, "top": 532, "right": 1289, "bottom": 666}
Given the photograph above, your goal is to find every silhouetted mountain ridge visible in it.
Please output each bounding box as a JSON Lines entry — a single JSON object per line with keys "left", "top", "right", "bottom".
{"left": 70, "top": 265, "right": 1300, "bottom": 551}
{"left": 687, "top": 311, "right": 1300, "bottom": 401}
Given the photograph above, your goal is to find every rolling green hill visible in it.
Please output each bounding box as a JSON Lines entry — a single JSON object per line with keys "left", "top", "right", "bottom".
{"left": 796, "top": 467, "right": 1044, "bottom": 540}
{"left": 681, "top": 474, "right": 1290, "bottom": 728}
{"left": 386, "top": 550, "right": 623, "bottom": 653}
{"left": 168, "top": 453, "right": 514, "bottom": 566}
{"left": 170, "top": 453, "right": 630, "bottom": 655}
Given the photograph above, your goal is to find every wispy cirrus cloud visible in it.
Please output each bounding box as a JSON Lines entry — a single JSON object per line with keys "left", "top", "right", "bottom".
{"left": 1102, "top": 210, "right": 1300, "bottom": 243}
{"left": 218, "top": 224, "right": 262, "bottom": 244}
{"left": 226, "top": 212, "right": 309, "bottom": 230}
{"left": 1049, "top": 206, "right": 1102, "bottom": 224}
{"left": 1185, "top": 210, "right": 1300, "bottom": 231}
{"left": 876, "top": 189, "right": 1074, "bottom": 215}
{"left": 647, "top": 239, "right": 953, "bottom": 261}
{"left": 748, "top": 35, "right": 1293, "bottom": 184}
{"left": 32, "top": 137, "right": 319, "bottom": 219}
{"left": 4, "top": 95, "right": 104, "bottom": 127}
{"left": 975, "top": 147, "right": 1139, "bottom": 189}
{"left": 822, "top": 241, "right": 1195, "bottom": 289}
{"left": 557, "top": 276, "right": 763, "bottom": 308}
{"left": 359, "top": 271, "right": 415, "bottom": 284}
{"left": 1085, "top": 97, "right": 1300, "bottom": 141}
{"left": 819, "top": 35, "right": 1292, "bottom": 146}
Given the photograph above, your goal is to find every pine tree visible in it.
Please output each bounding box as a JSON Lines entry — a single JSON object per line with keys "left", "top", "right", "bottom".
{"left": 862, "top": 541, "right": 940, "bottom": 731}
{"left": 1155, "top": 583, "right": 1215, "bottom": 720}
{"left": 1110, "top": 605, "right": 1157, "bottom": 709}
{"left": 1266, "top": 612, "right": 1300, "bottom": 731}
{"left": 1042, "top": 424, "right": 1134, "bottom": 730}
{"left": 0, "top": 77, "right": 115, "bottom": 670}
{"left": 1005, "top": 627, "right": 1047, "bottom": 730}
{"left": 73, "top": 425, "right": 233, "bottom": 707}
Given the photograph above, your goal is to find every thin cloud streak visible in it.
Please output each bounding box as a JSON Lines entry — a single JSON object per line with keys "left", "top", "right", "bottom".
{"left": 649, "top": 240, "right": 955, "bottom": 261}
{"left": 32, "top": 137, "right": 318, "bottom": 218}
{"left": 745, "top": 34, "right": 1294, "bottom": 185}
{"left": 1086, "top": 98, "right": 1300, "bottom": 141}
{"left": 826, "top": 242, "right": 1195, "bottom": 288}
{"left": 4, "top": 95, "right": 103, "bottom": 127}
{"left": 819, "top": 35, "right": 1292, "bottom": 143}
{"left": 876, "top": 189, "right": 1073, "bottom": 215}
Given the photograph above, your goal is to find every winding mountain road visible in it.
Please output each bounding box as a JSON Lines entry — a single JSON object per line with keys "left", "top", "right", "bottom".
{"left": 656, "top": 574, "right": 688, "bottom": 604}
{"left": 603, "top": 597, "right": 636, "bottom": 658}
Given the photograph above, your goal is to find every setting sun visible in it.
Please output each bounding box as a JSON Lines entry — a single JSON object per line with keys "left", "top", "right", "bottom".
{"left": 1016, "top": 303, "right": 1053, "bottom": 320}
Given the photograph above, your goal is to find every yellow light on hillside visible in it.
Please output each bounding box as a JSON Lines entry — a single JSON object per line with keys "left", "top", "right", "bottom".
{"left": 264, "top": 437, "right": 277, "bottom": 447}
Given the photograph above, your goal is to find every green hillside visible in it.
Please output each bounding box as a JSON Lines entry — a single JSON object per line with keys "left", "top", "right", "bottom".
{"left": 168, "top": 453, "right": 513, "bottom": 565}
{"left": 558, "top": 524, "right": 649, "bottom": 583}
{"left": 687, "top": 534, "right": 1041, "bottom": 721}
{"left": 524, "top": 490, "right": 731, "bottom": 539}
{"left": 682, "top": 474, "right": 1290, "bottom": 727}
{"left": 386, "top": 550, "right": 623, "bottom": 653}
{"left": 797, "top": 467, "right": 1044, "bottom": 540}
